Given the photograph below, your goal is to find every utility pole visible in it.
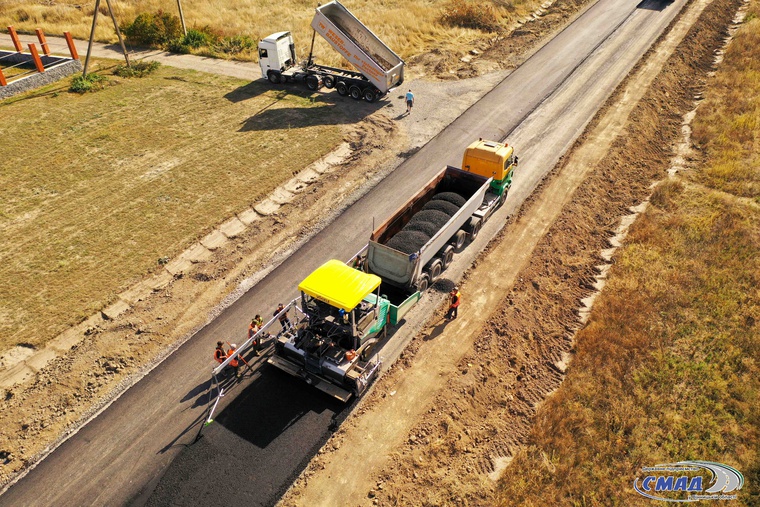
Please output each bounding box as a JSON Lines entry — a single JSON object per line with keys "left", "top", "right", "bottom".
{"left": 177, "top": 0, "right": 187, "bottom": 36}
{"left": 83, "top": 0, "right": 130, "bottom": 77}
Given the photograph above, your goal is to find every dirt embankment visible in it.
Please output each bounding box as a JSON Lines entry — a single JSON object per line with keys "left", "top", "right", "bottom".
{"left": 281, "top": 0, "right": 745, "bottom": 505}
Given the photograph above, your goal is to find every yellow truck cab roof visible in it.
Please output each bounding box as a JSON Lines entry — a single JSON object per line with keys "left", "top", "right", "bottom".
{"left": 298, "top": 260, "right": 381, "bottom": 312}
{"left": 463, "top": 139, "right": 513, "bottom": 165}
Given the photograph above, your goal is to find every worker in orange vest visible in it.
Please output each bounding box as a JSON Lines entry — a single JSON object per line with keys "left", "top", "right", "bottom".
{"left": 227, "top": 343, "right": 249, "bottom": 378}
{"left": 213, "top": 341, "right": 227, "bottom": 364}
{"left": 445, "top": 286, "right": 461, "bottom": 320}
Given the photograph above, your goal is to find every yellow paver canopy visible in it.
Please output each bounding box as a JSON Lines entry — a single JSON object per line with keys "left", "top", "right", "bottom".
{"left": 298, "top": 259, "right": 381, "bottom": 312}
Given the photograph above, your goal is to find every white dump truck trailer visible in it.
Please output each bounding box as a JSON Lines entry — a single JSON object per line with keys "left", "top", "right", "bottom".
{"left": 258, "top": 0, "right": 404, "bottom": 102}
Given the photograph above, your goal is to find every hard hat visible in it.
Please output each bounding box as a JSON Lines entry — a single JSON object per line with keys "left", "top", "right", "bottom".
{"left": 454, "top": 286, "right": 459, "bottom": 291}
{"left": 230, "top": 343, "right": 237, "bottom": 349}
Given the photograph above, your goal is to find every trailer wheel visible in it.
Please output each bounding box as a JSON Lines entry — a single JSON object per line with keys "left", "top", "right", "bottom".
{"left": 306, "top": 75, "right": 322, "bottom": 91}
{"left": 426, "top": 259, "right": 443, "bottom": 281}
{"left": 438, "top": 245, "right": 455, "bottom": 270}
{"left": 363, "top": 88, "right": 377, "bottom": 103}
{"left": 417, "top": 273, "right": 430, "bottom": 293}
{"left": 336, "top": 81, "right": 348, "bottom": 96}
{"left": 467, "top": 218, "right": 482, "bottom": 241}
{"left": 323, "top": 75, "right": 335, "bottom": 89}
{"left": 349, "top": 85, "right": 362, "bottom": 100}
{"left": 268, "top": 71, "right": 282, "bottom": 84}
{"left": 452, "top": 230, "right": 467, "bottom": 252}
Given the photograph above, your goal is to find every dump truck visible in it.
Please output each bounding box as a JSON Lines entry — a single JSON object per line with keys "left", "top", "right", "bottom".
{"left": 367, "top": 138, "right": 518, "bottom": 294}
{"left": 258, "top": 0, "right": 404, "bottom": 102}
{"left": 257, "top": 139, "right": 518, "bottom": 401}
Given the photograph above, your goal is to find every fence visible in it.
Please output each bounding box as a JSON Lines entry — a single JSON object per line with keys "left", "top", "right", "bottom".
{"left": 0, "top": 26, "right": 80, "bottom": 94}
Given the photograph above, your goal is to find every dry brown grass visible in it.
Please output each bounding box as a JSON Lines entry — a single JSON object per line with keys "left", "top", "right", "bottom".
{"left": 0, "top": 0, "right": 543, "bottom": 67}
{"left": 495, "top": 2, "right": 760, "bottom": 505}
{"left": 0, "top": 59, "right": 344, "bottom": 350}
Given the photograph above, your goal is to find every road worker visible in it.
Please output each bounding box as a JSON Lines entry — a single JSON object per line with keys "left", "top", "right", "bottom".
{"left": 248, "top": 315, "right": 264, "bottom": 356}
{"left": 351, "top": 255, "right": 364, "bottom": 270}
{"left": 274, "top": 303, "right": 292, "bottom": 333}
{"left": 227, "top": 343, "right": 248, "bottom": 378}
{"left": 213, "top": 341, "right": 227, "bottom": 364}
{"left": 445, "top": 286, "right": 461, "bottom": 320}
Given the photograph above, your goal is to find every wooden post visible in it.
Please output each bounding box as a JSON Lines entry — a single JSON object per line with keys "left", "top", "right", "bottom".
{"left": 104, "top": 0, "right": 130, "bottom": 68}
{"left": 176, "top": 0, "right": 187, "bottom": 36}
{"left": 64, "top": 32, "right": 79, "bottom": 60}
{"left": 0, "top": 68, "right": 7, "bottom": 87}
{"left": 29, "top": 44, "right": 45, "bottom": 73}
{"left": 8, "top": 26, "right": 23, "bottom": 52}
{"left": 83, "top": 0, "right": 101, "bottom": 77}
{"left": 35, "top": 28, "right": 51, "bottom": 56}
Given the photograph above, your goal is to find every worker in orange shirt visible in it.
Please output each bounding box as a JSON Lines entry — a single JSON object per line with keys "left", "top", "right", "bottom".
{"left": 227, "top": 343, "right": 249, "bottom": 378}
{"left": 445, "top": 286, "right": 461, "bottom": 320}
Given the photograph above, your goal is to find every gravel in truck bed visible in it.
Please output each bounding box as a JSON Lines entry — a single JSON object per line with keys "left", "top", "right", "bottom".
{"left": 403, "top": 221, "right": 441, "bottom": 238}
{"left": 431, "top": 192, "right": 466, "bottom": 207}
{"left": 408, "top": 209, "right": 451, "bottom": 230}
{"left": 422, "top": 200, "right": 460, "bottom": 216}
{"left": 386, "top": 230, "right": 430, "bottom": 254}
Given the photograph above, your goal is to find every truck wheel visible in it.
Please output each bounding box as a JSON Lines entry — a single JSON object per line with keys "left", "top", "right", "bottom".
{"left": 426, "top": 259, "right": 443, "bottom": 281}
{"left": 468, "top": 218, "right": 482, "bottom": 241}
{"left": 306, "top": 75, "right": 322, "bottom": 91}
{"left": 363, "top": 89, "right": 376, "bottom": 103}
{"left": 323, "top": 75, "right": 335, "bottom": 89}
{"left": 499, "top": 189, "right": 509, "bottom": 207}
{"left": 452, "top": 230, "right": 467, "bottom": 252}
{"left": 438, "top": 245, "right": 455, "bottom": 270}
{"left": 417, "top": 274, "right": 430, "bottom": 293}
{"left": 336, "top": 81, "right": 348, "bottom": 96}
{"left": 268, "top": 71, "right": 282, "bottom": 84}
{"left": 349, "top": 85, "right": 362, "bottom": 100}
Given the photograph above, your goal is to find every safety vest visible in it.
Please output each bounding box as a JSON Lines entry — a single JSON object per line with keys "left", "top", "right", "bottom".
{"left": 214, "top": 347, "right": 226, "bottom": 364}
{"left": 451, "top": 291, "right": 461, "bottom": 308}
{"left": 228, "top": 348, "right": 239, "bottom": 367}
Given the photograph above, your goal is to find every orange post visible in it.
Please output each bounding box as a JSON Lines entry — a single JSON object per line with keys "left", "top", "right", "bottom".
{"left": 8, "top": 26, "right": 23, "bottom": 52}
{"left": 29, "top": 44, "right": 45, "bottom": 73}
{"left": 0, "top": 68, "right": 7, "bottom": 87}
{"left": 35, "top": 28, "right": 51, "bottom": 56}
{"left": 64, "top": 32, "right": 79, "bottom": 60}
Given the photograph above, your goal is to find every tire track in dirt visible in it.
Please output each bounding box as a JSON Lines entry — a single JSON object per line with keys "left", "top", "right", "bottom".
{"left": 280, "top": 0, "right": 742, "bottom": 504}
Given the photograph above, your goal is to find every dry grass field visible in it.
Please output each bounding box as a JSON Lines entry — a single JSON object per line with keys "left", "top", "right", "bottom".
{"left": 496, "top": 4, "right": 760, "bottom": 505}
{"left": 0, "top": 60, "right": 344, "bottom": 350}
{"left": 0, "top": 0, "right": 546, "bottom": 66}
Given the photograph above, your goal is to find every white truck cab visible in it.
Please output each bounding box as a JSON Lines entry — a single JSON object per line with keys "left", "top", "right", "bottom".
{"left": 258, "top": 32, "right": 297, "bottom": 79}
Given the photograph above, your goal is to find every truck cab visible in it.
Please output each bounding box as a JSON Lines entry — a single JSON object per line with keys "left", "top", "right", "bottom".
{"left": 462, "top": 139, "right": 518, "bottom": 197}
{"left": 258, "top": 31, "right": 297, "bottom": 81}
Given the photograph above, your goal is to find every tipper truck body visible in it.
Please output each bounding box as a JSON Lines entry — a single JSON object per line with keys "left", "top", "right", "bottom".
{"left": 258, "top": 0, "right": 404, "bottom": 102}
{"left": 262, "top": 140, "right": 517, "bottom": 401}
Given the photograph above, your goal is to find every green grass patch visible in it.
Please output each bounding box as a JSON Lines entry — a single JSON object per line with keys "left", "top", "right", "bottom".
{"left": 69, "top": 72, "right": 109, "bottom": 93}
{"left": 113, "top": 60, "right": 161, "bottom": 78}
{"left": 0, "top": 60, "right": 344, "bottom": 349}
